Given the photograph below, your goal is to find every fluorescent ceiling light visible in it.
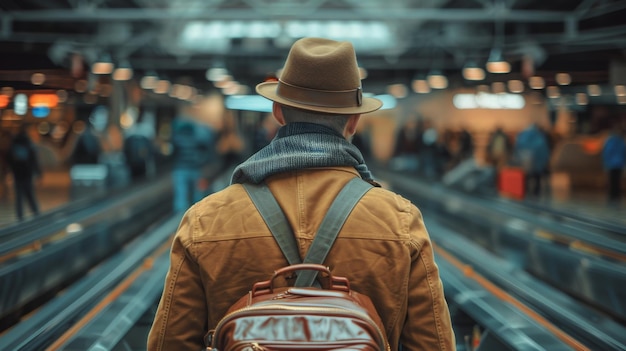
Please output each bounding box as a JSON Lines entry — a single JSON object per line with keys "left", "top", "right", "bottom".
{"left": 412, "top": 79, "right": 431, "bottom": 94}
{"left": 462, "top": 61, "right": 485, "bottom": 81}
{"left": 555, "top": 73, "right": 571, "bottom": 85}
{"left": 507, "top": 80, "right": 524, "bottom": 93}
{"left": 179, "top": 20, "right": 395, "bottom": 52}
{"left": 140, "top": 72, "right": 159, "bottom": 90}
{"left": 529, "top": 76, "right": 545, "bottom": 89}
{"left": 546, "top": 86, "right": 560, "bottom": 98}
{"left": 92, "top": 54, "right": 114, "bottom": 75}
{"left": 453, "top": 92, "right": 525, "bottom": 109}
{"left": 225, "top": 94, "right": 396, "bottom": 112}
{"left": 587, "top": 84, "right": 601, "bottom": 96}
{"left": 576, "top": 93, "right": 588, "bottom": 105}
{"left": 463, "top": 67, "right": 485, "bottom": 81}
{"left": 486, "top": 48, "right": 510, "bottom": 74}
{"left": 113, "top": 61, "right": 133, "bottom": 81}
{"left": 427, "top": 70, "right": 448, "bottom": 89}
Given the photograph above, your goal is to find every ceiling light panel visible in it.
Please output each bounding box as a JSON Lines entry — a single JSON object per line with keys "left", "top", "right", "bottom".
{"left": 179, "top": 20, "right": 395, "bottom": 52}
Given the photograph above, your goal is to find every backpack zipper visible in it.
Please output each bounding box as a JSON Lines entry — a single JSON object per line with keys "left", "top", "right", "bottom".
{"left": 228, "top": 340, "right": 381, "bottom": 351}
{"left": 211, "top": 304, "right": 389, "bottom": 351}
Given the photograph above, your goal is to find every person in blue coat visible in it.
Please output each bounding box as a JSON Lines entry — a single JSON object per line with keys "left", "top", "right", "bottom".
{"left": 514, "top": 123, "right": 550, "bottom": 197}
{"left": 170, "top": 116, "right": 218, "bottom": 213}
{"left": 602, "top": 125, "right": 625, "bottom": 204}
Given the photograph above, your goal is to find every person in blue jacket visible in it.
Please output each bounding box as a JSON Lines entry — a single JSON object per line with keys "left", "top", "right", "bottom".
{"left": 514, "top": 122, "right": 550, "bottom": 197}
{"left": 170, "top": 115, "right": 218, "bottom": 213}
{"left": 602, "top": 124, "right": 625, "bottom": 204}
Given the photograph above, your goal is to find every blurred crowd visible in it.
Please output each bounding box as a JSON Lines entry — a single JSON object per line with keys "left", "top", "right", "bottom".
{"left": 2, "top": 101, "right": 624, "bottom": 222}
{"left": 383, "top": 115, "right": 625, "bottom": 203}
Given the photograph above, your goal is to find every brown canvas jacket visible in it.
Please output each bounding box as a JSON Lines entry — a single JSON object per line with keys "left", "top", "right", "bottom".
{"left": 148, "top": 166, "right": 456, "bottom": 351}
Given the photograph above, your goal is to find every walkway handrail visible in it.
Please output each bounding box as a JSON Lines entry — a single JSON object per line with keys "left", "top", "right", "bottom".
{"left": 0, "top": 213, "right": 181, "bottom": 351}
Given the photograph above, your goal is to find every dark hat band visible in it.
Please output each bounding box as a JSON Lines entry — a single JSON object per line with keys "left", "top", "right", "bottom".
{"left": 277, "top": 79, "right": 363, "bottom": 108}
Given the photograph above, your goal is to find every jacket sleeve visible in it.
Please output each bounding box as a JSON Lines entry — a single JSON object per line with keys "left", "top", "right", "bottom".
{"left": 147, "top": 213, "right": 208, "bottom": 351}
{"left": 402, "top": 205, "right": 456, "bottom": 350}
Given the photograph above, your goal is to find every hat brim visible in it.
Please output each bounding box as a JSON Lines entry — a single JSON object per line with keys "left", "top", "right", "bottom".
{"left": 256, "top": 81, "right": 383, "bottom": 115}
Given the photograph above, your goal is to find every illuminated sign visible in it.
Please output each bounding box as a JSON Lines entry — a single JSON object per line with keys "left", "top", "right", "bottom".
{"left": 32, "top": 106, "right": 50, "bottom": 118}
{"left": 180, "top": 21, "right": 395, "bottom": 52}
{"left": 226, "top": 94, "right": 396, "bottom": 112}
{"left": 29, "top": 94, "right": 59, "bottom": 107}
{"left": 453, "top": 92, "right": 525, "bottom": 110}
{"left": 0, "top": 95, "right": 8, "bottom": 108}
{"left": 14, "top": 93, "right": 28, "bottom": 115}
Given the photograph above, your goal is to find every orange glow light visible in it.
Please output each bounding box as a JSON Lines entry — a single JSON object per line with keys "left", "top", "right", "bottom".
{"left": 580, "top": 138, "right": 603, "bottom": 155}
{"left": 0, "top": 95, "right": 9, "bottom": 108}
{"left": 29, "top": 94, "right": 59, "bottom": 107}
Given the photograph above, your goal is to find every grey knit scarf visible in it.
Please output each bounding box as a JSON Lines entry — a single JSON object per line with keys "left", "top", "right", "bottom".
{"left": 230, "top": 122, "right": 375, "bottom": 184}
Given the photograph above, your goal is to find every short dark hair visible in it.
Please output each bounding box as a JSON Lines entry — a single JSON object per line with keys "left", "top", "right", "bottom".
{"left": 280, "top": 105, "right": 350, "bottom": 133}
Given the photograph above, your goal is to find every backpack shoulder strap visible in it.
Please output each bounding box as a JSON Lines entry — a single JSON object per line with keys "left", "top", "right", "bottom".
{"left": 295, "top": 178, "right": 372, "bottom": 287}
{"left": 243, "top": 177, "right": 373, "bottom": 287}
{"left": 243, "top": 182, "right": 302, "bottom": 266}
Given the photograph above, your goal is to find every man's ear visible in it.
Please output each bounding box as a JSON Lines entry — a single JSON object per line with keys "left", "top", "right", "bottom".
{"left": 345, "top": 114, "right": 361, "bottom": 137}
{"left": 272, "top": 103, "right": 286, "bottom": 126}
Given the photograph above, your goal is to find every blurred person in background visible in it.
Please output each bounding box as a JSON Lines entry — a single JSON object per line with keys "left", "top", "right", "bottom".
{"left": 70, "top": 121, "right": 102, "bottom": 165}
{"left": 486, "top": 126, "right": 512, "bottom": 170}
{"left": 391, "top": 118, "right": 422, "bottom": 172}
{"left": 253, "top": 112, "right": 280, "bottom": 153}
{"left": 445, "top": 127, "right": 474, "bottom": 173}
{"left": 0, "top": 129, "right": 11, "bottom": 199}
{"left": 420, "top": 121, "right": 450, "bottom": 180}
{"left": 351, "top": 124, "right": 372, "bottom": 161}
{"left": 171, "top": 111, "right": 218, "bottom": 213}
{"left": 123, "top": 124, "right": 156, "bottom": 181}
{"left": 393, "top": 119, "right": 422, "bottom": 158}
{"left": 457, "top": 127, "right": 474, "bottom": 162}
{"left": 420, "top": 120, "right": 439, "bottom": 179}
{"left": 6, "top": 125, "right": 41, "bottom": 221}
{"left": 602, "top": 122, "right": 625, "bottom": 205}
{"left": 514, "top": 122, "right": 550, "bottom": 198}
{"left": 216, "top": 110, "right": 245, "bottom": 169}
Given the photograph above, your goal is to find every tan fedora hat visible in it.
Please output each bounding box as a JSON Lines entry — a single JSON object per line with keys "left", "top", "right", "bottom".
{"left": 256, "top": 37, "right": 382, "bottom": 115}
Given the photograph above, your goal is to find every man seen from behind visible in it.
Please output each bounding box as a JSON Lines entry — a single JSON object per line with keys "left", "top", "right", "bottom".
{"left": 148, "top": 37, "right": 456, "bottom": 351}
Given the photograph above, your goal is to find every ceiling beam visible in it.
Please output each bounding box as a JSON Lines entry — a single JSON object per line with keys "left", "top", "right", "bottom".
{"left": 4, "top": 23, "right": 624, "bottom": 51}
{"left": 5, "top": 8, "right": 572, "bottom": 23}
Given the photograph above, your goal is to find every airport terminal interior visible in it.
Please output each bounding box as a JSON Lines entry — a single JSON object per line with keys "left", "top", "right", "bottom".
{"left": 0, "top": 1, "right": 625, "bottom": 350}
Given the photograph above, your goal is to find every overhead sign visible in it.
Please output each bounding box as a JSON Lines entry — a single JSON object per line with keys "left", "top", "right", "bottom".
{"left": 32, "top": 106, "right": 51, "bottom": 118}
{"left": 453, "top": 92, "right": 525, "bottom": 110}
{"left": 225, "top": 94, "right": 396, "bottom": 112}
{"left": 30, "top": 93, "right": 59, "bottom": 107}
{"left": 14, "top": 93, "right": 28, "bottom": 115}
{"left": 180, "top": 20, "right": 395, "bottom": 52}
{"left": 0, "top": 95, "right": 8, "bottom": 108}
